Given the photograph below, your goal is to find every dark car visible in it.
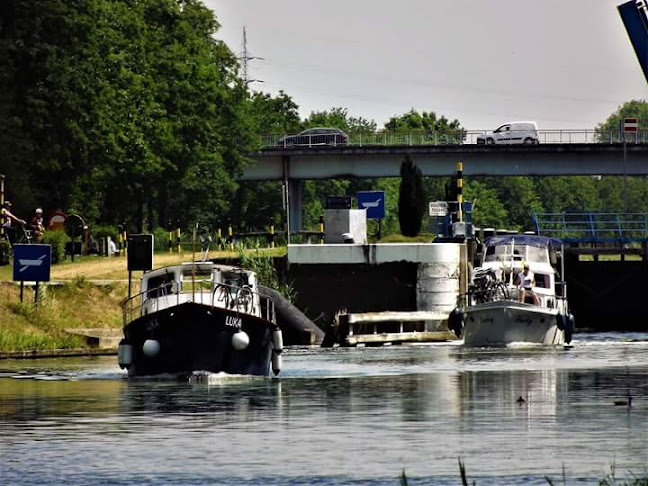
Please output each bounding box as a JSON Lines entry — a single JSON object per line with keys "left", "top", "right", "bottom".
{"left": 277, "top": 127, "right": 348, "bottom": 147}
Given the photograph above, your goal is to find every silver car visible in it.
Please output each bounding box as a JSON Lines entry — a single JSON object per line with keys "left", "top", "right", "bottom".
{"left": 476, "top": 121, "right": 539, "bottom": 145}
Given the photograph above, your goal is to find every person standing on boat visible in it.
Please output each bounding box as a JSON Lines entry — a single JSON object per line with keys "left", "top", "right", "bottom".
{"left": 518, "top": 263, "right": 535, "bottom": 303}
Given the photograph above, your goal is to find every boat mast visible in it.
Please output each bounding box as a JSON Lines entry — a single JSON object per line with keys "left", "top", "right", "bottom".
{"left": 509, "top": 239, "right": 515, "bottom": 286}
{"left": 192, "top": 223, "right": 197, "bottom": 301}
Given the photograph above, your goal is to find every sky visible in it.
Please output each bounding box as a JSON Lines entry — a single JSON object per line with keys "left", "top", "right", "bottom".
{"left": 205, "top": 0, "right": 647, "bottom": 131}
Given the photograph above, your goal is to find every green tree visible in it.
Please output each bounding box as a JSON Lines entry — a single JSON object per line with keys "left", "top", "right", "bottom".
{"left": 594, "top": 99, "right": 648, "bottom": 142}
{"left": 384, "top": 108, "right": 465, "bottom": 144}
{"left": 235, "top": 90, "right": 303, "bottom": 232}
{"left": 476, "top": 177, "right": 543, "bottom": 230}
{"left": 385, "top": 109, "right": 461, "bottom": 132}
{"left": 298, "top": 108, "right": 377, "bottom": 230}
{"left": 304, "top": 107, "right": 377, "bottom": 133}
{"left": 532, "top": 176, "right": 600, "bottom": 214}
{"left": 592, "top": 100, "right": 648, "bottom": 214}
{"left": 250, "top": 90, "right": 301, "bottom": 135}
{"left": 0, "top": 0, "right": 255, "bottom": 233}
{"left": 398, "top": 155, "right": 426, "bottom": 236}
{"left": 1, "top": 0, "right": 97, "bottom": 216}
{"left": 463, "top": 180, "right": 509, "bottom": 229}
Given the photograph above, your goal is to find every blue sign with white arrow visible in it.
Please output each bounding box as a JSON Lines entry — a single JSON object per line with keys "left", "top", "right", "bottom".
{"left": 13, "top": 244, "right": 52, "bottom": 282}
{"left": 357, "top": 190, "right": 385, "bottom": 219}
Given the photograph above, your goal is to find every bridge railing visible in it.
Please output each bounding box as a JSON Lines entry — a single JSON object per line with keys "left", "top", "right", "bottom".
{"left": 532, "top": 212, "right": 648, "bottom": 244}
{"left": 261, "top": 130, "right": 648, "bottom": 148}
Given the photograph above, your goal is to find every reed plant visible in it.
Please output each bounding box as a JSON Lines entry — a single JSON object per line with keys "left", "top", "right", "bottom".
{"left": 237, "top": 243, "right": 294, "bottom": 302}
{"left": 398, "top": 461, "right": 647, "bottom": 485}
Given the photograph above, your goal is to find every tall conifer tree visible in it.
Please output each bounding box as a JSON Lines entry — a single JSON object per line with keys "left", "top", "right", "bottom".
{"left": 398, "top": 155, "right": 426, "bottom": 237}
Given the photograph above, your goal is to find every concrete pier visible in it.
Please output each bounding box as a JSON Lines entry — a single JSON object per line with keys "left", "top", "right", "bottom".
{"left": 287, "top": 242, "right": 467, "bottom": 343}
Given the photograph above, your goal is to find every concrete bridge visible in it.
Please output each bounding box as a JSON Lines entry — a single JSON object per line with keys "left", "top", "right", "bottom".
{"left": 241, "top": 143, "right": 648, "bottom": 231}
{"left": 242, "top": 143, "right": 648, "bottom": 180}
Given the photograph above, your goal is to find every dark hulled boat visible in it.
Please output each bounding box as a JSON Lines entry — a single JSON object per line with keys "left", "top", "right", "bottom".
{"left": 118, "top": 262, "right": 282, "bottom": 378}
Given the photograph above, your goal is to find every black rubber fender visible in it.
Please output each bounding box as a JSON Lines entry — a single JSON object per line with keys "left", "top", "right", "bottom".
{"left": 564, "top": 313, "right": 575, "bottom": 344}
{"left": 258, "top": 285, "right": 325, "bottom": 345}
{"left": 448, "top": 307, "right": 464, "bottom": 338}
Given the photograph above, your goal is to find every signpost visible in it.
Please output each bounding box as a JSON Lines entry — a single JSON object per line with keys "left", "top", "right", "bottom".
{"left": 127, "top": 234, "right": 154, "bottom": 298}
{"left": 64, "top": 214, "right": 86, "bottom": 262}
{"left": 428, "top": 201, "right": 449, "bottom": 217}
{"left": 621, "top": 118, "right": 639, "bottom": 211}
{"left": 357, "top": 190, "right": 386, "bottom": 239}
{"left": 357, "top": 191, "right": 385, "bottom": 219}
{"left": 13, "top": 244, "right": 52, "bottom": 304}
{"left": 623, "top": 117, "right": 638, "bottom": 132}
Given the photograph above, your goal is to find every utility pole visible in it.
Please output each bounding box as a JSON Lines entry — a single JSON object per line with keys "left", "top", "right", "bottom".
{"left": 239, "top": 27, "right": 264, "bottom": 87}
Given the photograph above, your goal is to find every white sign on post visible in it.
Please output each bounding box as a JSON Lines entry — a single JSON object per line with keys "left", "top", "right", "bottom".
{"left": 429, "top": 201, "right": 449, "bottom": 217}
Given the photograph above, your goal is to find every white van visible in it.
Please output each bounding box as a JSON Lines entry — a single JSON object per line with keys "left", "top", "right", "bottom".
{"left": 476, "top": 121, "right": 539, "bottom": 145}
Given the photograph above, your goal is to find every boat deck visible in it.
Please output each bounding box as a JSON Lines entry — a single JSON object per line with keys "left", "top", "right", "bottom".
{"left": 335, "top": 311, "right": 457, "bottom": 346}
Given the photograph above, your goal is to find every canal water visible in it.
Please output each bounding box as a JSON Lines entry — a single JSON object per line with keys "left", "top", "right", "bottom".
{"left": 1, "top": 332, "right": 647, "bottom": 485}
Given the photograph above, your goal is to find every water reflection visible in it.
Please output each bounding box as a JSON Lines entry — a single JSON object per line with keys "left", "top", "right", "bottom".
{"left": 1, "top": 335, "right": 647, "bottom": 485}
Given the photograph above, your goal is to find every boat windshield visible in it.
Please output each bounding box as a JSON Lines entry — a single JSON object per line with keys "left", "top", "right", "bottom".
{"left": 484, "top": 244, "right": 549, "bottom": 264}
{"left": 180, "top": 267, "right": 214, "bottom": 291}
{"left": 145, "top": 273, "right": 177, "bottom": 298}
{"left": 526, "top": 246, "right": 549, "bottom": 264}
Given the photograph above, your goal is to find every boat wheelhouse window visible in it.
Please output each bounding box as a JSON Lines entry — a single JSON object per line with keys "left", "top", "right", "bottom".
{"left": 484, "top": 244, "right": 549, "bottom": 264}
{"left": 181, "top": 267, "right": 213, "bottom": 279}
{"left": 145, "top": 274, "right": 177, "bottom": 298}
{"left": 534, "top": 273, "right": 550, "bottom": 289}
{"left": 180, "top": 267, "right": 214, "bottom": 290}
{"left": 484, "top": 245, "right": 523, "bottom": 263}
{"left": 222, "top": 271, "right": 250, "bottom": 289}
{"left": 526, "top": 246, "right": 549, "bottom": 264}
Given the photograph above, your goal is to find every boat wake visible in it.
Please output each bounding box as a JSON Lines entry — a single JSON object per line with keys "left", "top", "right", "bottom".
{"left": 188, "top": 370, "right": 268, "bottom": 385}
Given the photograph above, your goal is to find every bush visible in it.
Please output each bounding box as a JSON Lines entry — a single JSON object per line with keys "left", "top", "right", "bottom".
{"left": 153, "top": 227, "right": 172, "bottom": 252}
{"left": 91, "top": 224, "right": 119, "bottom": 240}
{"left": 41, "top": 230, "right": 69, "bottom": 264}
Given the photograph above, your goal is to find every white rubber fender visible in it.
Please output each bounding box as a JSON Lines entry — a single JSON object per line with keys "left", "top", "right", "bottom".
{"left": 272, "top": 329, "right": 283, "bottom": 354}
{"left": 118, "top": 343, "right": 132, "bottom": 369}
{"left": 272, "top": 352, "right": 282, "bottom": 376}
{"left": 231, "top": 331, "right": 250, "bottom": 351}
{"left": 271, "top": 329, "right": 283, "bottom": 375}
{"left": 142, "top": 339, "right": 160, "bottom": 357}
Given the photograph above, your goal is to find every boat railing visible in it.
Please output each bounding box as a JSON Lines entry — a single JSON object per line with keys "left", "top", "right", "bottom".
{"left": 466, "top": 267, "right": 568, "bottom": 310}
{"left": 467, "top": 271, "right": 511, "bottom": 305}
{"left": 122, "top": 279, "right": 276, "bottom": 325}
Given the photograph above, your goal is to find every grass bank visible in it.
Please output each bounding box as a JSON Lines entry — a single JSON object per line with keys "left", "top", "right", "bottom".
{"left": 0, "top": 279, "right": 126, "bottom": 352}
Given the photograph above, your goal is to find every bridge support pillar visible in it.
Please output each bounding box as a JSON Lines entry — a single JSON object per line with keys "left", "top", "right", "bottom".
{"left": 288, "top": 179, "right": 303, "bottom": 234}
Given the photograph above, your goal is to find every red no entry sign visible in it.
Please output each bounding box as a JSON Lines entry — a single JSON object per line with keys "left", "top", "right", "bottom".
{"left": 623, "top": 118, "right": 638, "bottom": 132}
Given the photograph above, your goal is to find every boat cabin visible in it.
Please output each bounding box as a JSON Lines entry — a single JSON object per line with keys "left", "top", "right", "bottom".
{"left": 125, "top": 262, "right": 271, "bottom": 321}
{"left": 475, "top": 235, "right": 565, "bottom": 309}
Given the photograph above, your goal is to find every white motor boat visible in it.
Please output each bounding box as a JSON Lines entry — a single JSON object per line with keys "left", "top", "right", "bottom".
{"left": 448, "top": 235, "right": 574, "bottom": 347}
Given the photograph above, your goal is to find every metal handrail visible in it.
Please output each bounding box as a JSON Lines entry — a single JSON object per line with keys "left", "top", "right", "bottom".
{"left": 533, "top": 212, "right": 648, "bottom": 242}
{"left": 262, "top": 129, "right": 648, "bottom": 148}
{"left": 122, "top": 279, "right": 276, "bottom": 326}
